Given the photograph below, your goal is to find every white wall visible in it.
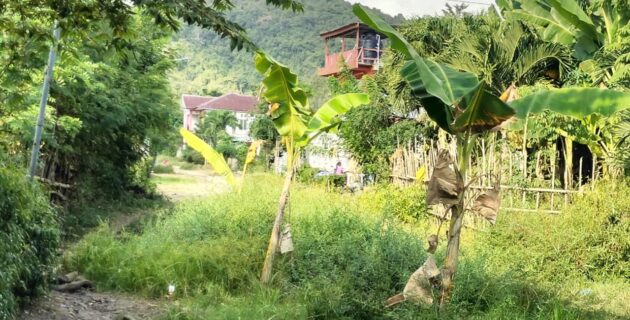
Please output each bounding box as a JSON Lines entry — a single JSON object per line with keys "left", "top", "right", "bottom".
{"left": 226, "top": 112, "right": 255, "bottom": 142}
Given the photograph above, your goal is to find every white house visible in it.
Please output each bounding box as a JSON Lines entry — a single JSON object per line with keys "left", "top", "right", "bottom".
{"left": 181, "top": 93, "right": 258, "bottom": 142}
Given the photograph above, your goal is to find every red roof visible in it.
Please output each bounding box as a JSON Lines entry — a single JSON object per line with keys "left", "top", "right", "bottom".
{"left": 196, "top": 93, "right": 258, "bottom": 113}
{"left": 182, "top": 94, "right": 214, "bottom": 110}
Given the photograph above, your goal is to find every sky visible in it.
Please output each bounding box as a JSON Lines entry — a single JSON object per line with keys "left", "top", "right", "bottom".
{"left": 345, "top": 0, "right": 495, "bottom": 18}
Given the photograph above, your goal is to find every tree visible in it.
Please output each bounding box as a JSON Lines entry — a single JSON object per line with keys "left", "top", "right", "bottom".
{"left": 197, "top": 110, "right": 239, "bottom": 146}
{"left": 442, "top": 3, "right": 469, "bottom": 16}
{"left": 499, "top": 0, "right": 630, "bottom": 176}
{"left": 498, "top": 0, "right": 630, "bottom": 88}
{"left": 0, "top": 0, "right": 304, "bottom": 197}
{"left": 354, "top": 3, "right": 630, "bottom": 306}
{"left": 255, "top": 51, "right": 369, "bottom": 283}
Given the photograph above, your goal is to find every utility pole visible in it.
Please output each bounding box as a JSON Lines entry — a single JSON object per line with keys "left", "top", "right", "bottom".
{"left": 28, "top": 23, "right": 61, "bottom": 179}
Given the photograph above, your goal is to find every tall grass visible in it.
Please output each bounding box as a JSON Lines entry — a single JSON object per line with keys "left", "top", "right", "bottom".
{"left": 64, "top": 175, "right": 629, "bottom": 319}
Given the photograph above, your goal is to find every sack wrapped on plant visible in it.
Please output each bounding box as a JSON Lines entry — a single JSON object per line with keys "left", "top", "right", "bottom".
{"left": 279, "top": 224, "right": 294, "bottom": 254}
{"left": 386, "top": 255, "right": 440, "bottom": 307}
{"left": 427, "top": 234, "right": 438, "bottom": 254}
{"left": 472, "top": 185, "right": 500, "bottom": 224}
{"left": 427, "top": 150, "right": 463, "bottom": 205}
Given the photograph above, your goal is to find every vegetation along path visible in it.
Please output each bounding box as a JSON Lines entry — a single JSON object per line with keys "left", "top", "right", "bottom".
{"left": 20, "top": 167, "right": 226, "bottom": 320}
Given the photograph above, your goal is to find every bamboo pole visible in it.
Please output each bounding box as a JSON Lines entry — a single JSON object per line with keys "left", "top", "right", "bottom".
{"left": 551, "top": 148, "right": 556, "bottom": 211}
{"left": 578, "top": 157, "right": 584, "bottom": 191}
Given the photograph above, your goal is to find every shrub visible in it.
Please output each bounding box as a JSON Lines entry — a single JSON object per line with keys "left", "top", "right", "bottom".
{"left": 153, "top": 164, "right": 175, "bottom": 174}
{"left": 0, "top": 166, "right": 60, "bottom": 319}
{"left": 182, "top": 148, "right": 205, "bottom": 165}
{"left": 296, "top": 165, "right": 317, "bottom": 184}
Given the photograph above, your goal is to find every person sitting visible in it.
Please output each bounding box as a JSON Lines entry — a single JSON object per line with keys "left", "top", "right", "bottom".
{"left": 335, "top": 161, "right": 344, "bottom": 175}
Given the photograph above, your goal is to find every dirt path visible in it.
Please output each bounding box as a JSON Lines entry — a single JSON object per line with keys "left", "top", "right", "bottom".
{"left": 20, "top": 167, "right": 228, "bottom": 320}
{"left": 20, "top": 291, "right": 164, "bottom": 320}
{"left": 154, "top": 166, "right": 231, "bottom": 201}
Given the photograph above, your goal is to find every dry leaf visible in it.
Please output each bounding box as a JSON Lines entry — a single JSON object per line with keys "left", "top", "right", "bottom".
{"left": 472, "top": 186, "right": 500, "bottom": 224}
{"left": 427, "top": 150, "right": 463, "bottom": 205}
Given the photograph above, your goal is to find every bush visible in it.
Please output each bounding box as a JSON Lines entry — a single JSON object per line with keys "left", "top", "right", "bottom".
{"left": 296, "top": 165, "right": 317, "bottom": 184}
{"left": 153, "top": 164, "right": 174, "bottom": 174}
{"left": 182, "top": 148, "right": 205, "bottom": 165}
{"left": 0, "top": 166, "right": 60, "bottom": 319}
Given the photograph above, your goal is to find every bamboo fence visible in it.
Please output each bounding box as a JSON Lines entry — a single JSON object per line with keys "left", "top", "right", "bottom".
{"left": 390, "top": 134, "right": 594, "bottom": 229}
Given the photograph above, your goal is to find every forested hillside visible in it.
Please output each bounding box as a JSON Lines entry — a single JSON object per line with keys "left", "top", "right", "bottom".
{"left": 169, "top": 0, "right": 404, "bottom": 99}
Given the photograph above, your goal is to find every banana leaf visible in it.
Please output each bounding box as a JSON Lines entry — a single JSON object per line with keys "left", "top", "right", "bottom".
{"left": 509, "top": 87, "right": 630, "bottom": 119}
{"left": 255, "top": 51, "right": 310, "bottom": 139}
{"left": 245, "top": 140, "right": 263, "bottom": 165}
{"left": 513, "top": 0, "right": 575, "bottom": 45}
{"left": 180, "top": 128, "right": 237, "bottom": 189}
{"left": 452, "top": 82, "right": 515, "bottom": 133}
{"left": 300, "top": 93, "right": 369, "bottom": 144}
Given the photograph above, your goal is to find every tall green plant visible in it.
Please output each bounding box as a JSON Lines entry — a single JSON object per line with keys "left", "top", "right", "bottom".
{"left": 498, "top": 0, "right": 630, "bottom": 87}
{"left": 353, "top": 3, "right": 630, "bottom": 307}
{"left": 255, "top": 51, "right": 369, "bottom": 283}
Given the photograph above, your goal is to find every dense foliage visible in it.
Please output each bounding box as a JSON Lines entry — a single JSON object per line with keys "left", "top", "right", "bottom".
{"left": 331, "top": 68, "right": 434, "bottom": 180}
{"left": 0, "top": 167, "right": 60, "bottom": 318}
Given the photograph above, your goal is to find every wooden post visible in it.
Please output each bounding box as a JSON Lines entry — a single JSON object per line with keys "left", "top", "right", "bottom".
{"left": 509, "top": 153, "right": 514, "bottom": 207}
{"left": 481, "top": 138, "right": 486, "bottom": 186}
{"left": 578, "top": 157, "right": 584, "bottom": 191}
{"left": 536, "top": 151, "right": 543, "bottom": 180}
{"left": 563, "top": 136, "right": 573, "bottom": 189}
{"left": 591, "top": 155, "right": 597, "bottom": 190}
{"left": 551, "top": 148, "right": 556, "bottom": 211}
{"left": 522, "top": 116, "right": 529, "bottom": 180}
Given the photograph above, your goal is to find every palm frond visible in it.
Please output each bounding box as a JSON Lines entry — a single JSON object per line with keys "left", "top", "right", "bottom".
{"left": 514, "top": 43, "right": 572, "bottom": 84}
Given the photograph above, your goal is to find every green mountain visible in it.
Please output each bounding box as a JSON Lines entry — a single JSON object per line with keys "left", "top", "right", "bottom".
{"left": 169, "top": 0, "right": 403, "bottom": 101}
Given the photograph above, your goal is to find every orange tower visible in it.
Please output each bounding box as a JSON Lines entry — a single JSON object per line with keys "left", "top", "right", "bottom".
{"left": 317, "top": 23, "right": 388, "bottom": 79}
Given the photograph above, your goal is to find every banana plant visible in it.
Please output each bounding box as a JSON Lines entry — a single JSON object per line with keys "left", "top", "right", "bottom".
{"left": 497, "top": 0, "right": 630, "bottom": 86}
{"left": 180, "top": 128, "right": 237, "bottom": 189}
{"left": 353, "top": 3, "right": 630, "bottom": 306}
{"left": 255, "top": 50, "right": 370, "bottom": 283}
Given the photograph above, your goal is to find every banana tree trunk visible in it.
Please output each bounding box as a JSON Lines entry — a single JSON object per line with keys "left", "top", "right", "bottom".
{"left": 260, "top": 166, "right": 295, "bottom": 283}
{"left": 440, "top": 137, "right": 472, "bottom": 306}
{"left": 440, "top": 201, "right": 464, "bottom": 305}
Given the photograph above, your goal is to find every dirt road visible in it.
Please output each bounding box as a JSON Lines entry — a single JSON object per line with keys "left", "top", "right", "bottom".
{"left": 19, "top": 167, "right": 228, "bottom": 320}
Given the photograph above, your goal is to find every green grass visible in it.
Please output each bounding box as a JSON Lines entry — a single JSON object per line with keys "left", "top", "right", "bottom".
{"left": 64, "top": 175, "right": 630, "bottom": 319}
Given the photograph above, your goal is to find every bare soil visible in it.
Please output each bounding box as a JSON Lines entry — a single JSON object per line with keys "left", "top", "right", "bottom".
{"left": 19, "top": 290, "right": 164, "bottom": 320}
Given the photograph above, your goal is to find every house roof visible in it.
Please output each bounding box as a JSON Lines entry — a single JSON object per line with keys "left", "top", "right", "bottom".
{"left": 319, "top": 22, "right": 389, "bottom": 39}
{"left": 182, "top": 93, "right": 258, "bottom": 113}
{"left": 182, "top": 94, "right": 214, "bottom": 110}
